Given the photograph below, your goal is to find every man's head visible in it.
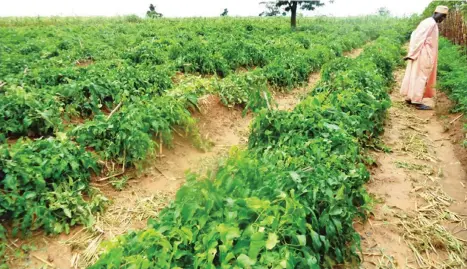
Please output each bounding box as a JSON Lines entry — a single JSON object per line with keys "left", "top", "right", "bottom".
{"left": 433, "top": 5, "right": 449, "bottom": 23}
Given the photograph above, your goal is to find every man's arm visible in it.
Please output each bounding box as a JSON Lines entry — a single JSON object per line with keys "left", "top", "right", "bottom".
{"left": 406, "top": 20, "right": 436, "bottom": 61}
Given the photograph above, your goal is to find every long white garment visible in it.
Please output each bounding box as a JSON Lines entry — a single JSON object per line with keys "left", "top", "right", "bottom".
{"left": 400, "top": 17, "right": 439, "bottom": 103}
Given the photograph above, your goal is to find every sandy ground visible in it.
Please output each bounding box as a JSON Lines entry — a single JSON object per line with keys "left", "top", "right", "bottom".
{"left": 275, "top": 46, "right": 363, "bottom": 111}
{"left": 357, "top": 69, "right": 467, "bottom": 268}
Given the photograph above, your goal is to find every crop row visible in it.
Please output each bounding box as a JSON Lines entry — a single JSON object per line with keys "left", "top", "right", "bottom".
{"left": 88, "top": 26, "right": 409, "bottom": 268}
{"left": 437, "top": 37, "right": 467, "bottom": 146}
{"left": 0, "top": 17, "right": 409, "bottom": 239}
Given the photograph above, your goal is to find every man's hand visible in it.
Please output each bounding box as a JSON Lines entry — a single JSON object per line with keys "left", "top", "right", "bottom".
{"left": 403, "top": 56, "right": 414, "bottom": 61}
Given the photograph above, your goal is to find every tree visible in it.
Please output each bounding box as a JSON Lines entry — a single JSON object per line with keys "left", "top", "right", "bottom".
{"left": 260, "top": 1, "right": 332, "bottom": 28}
{"left": 377, "top": 7, "right": 390, "bottom": 16}
{"left": 259, "top": 2, "right": 286, "bottom": 17}
{"left": 146, "top": 4, "right": 163, "bottom": 18}
{"left": 422, "top": 0, "right": 466, "bottom": 18}
{"left": 221, "top": 8, "right": 229, "bottom": 16}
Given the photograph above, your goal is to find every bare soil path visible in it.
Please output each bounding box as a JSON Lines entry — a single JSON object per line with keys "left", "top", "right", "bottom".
{"left": 358, "top": 69, "right": 467, "bottom": 268}
{"left": 274, "top": 46, "right": 363, "bottom": 112}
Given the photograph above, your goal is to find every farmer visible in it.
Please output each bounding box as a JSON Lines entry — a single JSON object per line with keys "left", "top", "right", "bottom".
{"left": 400, "top": 5, "right": 449, "bottom": 110}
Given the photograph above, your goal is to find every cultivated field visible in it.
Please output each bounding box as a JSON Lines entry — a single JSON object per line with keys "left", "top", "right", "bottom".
{"left": 1, "top": 15, "right": 466, "bottom": 268}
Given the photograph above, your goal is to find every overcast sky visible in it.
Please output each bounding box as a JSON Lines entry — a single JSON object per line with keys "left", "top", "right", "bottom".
{"left": 0, "top": 0, "right": 434, "bottom": 17}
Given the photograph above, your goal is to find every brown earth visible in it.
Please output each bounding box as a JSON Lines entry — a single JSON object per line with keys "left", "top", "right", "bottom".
{"left": 344, "top": 47, "right": 365, "bottom": 58}
{"left": 435, "top": 92, "right": 467, "bottom": 170}
{"left": 358, "top": 69, "right": 467, "bottom": 268}
{"left": 275, "top": 45, "right": 363, "bottom": 112}
{"left": 75, "top": 59, "right": 94, "bottom": 67}
{"left": 274, "top": 72, "right": 320, "bottom": 111}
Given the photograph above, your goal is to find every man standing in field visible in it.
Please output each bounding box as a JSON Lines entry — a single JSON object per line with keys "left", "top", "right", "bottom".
{"left": 400, "top": 5, "right": 449, "bottom": 110}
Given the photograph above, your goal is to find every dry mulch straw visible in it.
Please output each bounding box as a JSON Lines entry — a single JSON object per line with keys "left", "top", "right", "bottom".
{"left": 398, "top": 212, "right": 465, "bottom": 268}
{"left": 363, "top": 250, "right": 398, "bottom": 269}
{"left": 400, "top": 130, "right": 435, "bottom": 162}
{"left": 395, "top": 161, "right": 434, "bottom": 176}
{"left": 64, "top": 190, "right": 173, "bottom": 268}
{"left": 382, "top": 101, "right": 466, "bottom": 268}
{"left": 399, "top": 177, "right": 466, "bottom": 267}
{"left": 392, "top": 103, "right": 437, "bottom": 163}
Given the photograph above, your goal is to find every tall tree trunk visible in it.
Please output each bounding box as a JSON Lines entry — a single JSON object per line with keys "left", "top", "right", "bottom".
{"left": 291, "top": 2, "right": 298, "bottom": 29}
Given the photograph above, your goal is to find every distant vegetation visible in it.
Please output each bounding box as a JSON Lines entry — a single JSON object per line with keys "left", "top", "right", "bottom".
{"left": 147, "top": 4, "right": 163, "bottom": 18}
{"left": 221, "top": 8, "right": 229, "bottom": 17}
{"left": 260, "top": 1, "right": 332, "bottom": 28}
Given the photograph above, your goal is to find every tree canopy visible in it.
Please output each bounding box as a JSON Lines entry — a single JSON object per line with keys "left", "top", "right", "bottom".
{"left": 377, "top": 7, "right": 390, "bottom": 16}
{"left": 259, "top": 2, "right": 286, "bottom": 17}
{"left": 146, "top": 4, "right": 163, "bottom": 18}
{"left": 422, "top": 0, "right": 466, "bottom": 18}
{"left": 260, "top": 1, "right": 332, "bottom": 28}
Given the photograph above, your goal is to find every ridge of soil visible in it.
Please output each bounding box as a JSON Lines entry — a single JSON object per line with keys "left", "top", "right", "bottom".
{"left": 435, "top": 92, "right": 467, "bottom": 170}
{"left": 358, "top": 69, "right": 467, "bottom": 268}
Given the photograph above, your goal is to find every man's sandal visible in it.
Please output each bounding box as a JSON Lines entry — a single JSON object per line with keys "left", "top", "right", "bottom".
{"left": 415, "top": 104, "right": 433, "bottom": 110}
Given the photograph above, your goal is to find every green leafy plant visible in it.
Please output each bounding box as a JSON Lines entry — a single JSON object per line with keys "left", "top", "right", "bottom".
{"left": 0, "top": 226, "right": 7, "bottom": 269}
{"left": 0, "top": 136, "right": 107, "bottom": 236}
{"left": 214, "top": 72, "right": 273, "bottom": 113}
{"left": 71, "top": 95, "right": 203, "bottom": 167}
{"left": 438, "top": 38, "right": 467, "bottom": 114}
{"left": 0, "top": 86, "right": 62, "bottom": 137}
{"left": 437, "top": 38, "right": 467, "bottom": 145}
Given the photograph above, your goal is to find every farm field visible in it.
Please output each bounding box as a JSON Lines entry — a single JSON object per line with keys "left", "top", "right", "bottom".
{"left": 1, "top": 14, "right": 467, "bottom": 269}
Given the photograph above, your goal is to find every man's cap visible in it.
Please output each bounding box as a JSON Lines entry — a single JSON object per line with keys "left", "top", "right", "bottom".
{"left": 435, "top": 5, "right": 449, "bottom": 14}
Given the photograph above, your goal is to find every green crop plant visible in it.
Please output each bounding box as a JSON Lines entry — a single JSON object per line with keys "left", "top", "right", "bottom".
{"left": 71, "top": 95, "right": 202, "bottom": 167}
{"left": 0, "top": 86, "right": 62, "bottom": 137}
{"left": 0, "top": 137, "right": 107, "bottom": 236}
{"left": 438, "top": 38, "right": 467, "bottom": 114}
{"left": 55, "top": 62, "right": 175, "bottom": 117}
{"left": 214, "top": 71, "right": 273, "bottom": 113}
{"left": 437, "top": 38, "right": 467, "bottom": 145}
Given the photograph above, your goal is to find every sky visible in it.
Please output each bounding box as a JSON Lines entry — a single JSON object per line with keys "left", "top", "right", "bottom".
{"left": 0, "top": 0, "right": 434, "bottom": 18}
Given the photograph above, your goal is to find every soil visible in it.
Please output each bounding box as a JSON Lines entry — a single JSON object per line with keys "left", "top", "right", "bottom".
{"left": 75, "top": 59, "right": 94, "bottom": 67}
{"left": 357, "top": 69, "right": 467, "bottom": 268}
{"left": 344, "top": 47, "right": 365, "bottom": 58}
{"left": 435, "top": 92, "right": 467, "bottom": 169}
{"left": 274, "top": 72, "right": 320, "bottom": 111}
{"left": 274, "top": 46, "right": 362, "bottom": 112}
{"left": 142, "top": 94, "right": 253, "bottom": 189}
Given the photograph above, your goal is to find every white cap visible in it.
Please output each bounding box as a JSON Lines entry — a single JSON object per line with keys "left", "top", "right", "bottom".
{"left": 435, "top": 5, "right": 449, "bottom": 14}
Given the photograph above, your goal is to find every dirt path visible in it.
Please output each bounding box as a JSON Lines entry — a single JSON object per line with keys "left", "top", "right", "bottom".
{"left": 6, "top": 46, "right": 366, "bottom": 269}
{"left": 275, "top": 46, "right": 363, "bottom": 111}
{"left": 357, "top": 69, "right": 467, "bottom": 268}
